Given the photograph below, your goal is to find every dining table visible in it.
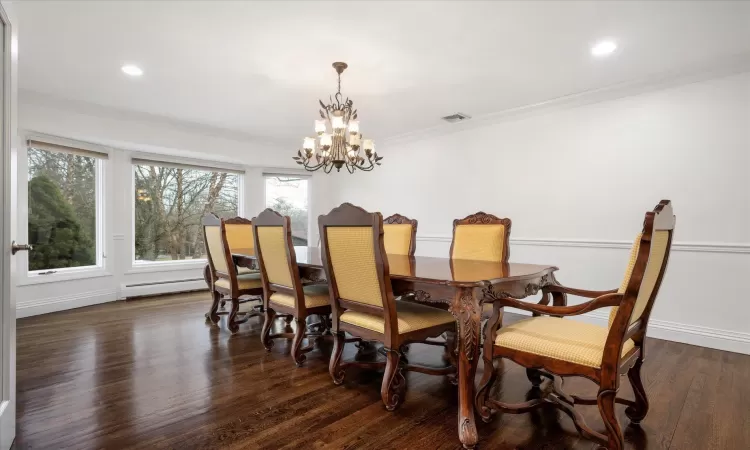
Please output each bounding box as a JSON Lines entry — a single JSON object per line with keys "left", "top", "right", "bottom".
{"left": 209, "top": 246, "right": 560, "bottom": 449}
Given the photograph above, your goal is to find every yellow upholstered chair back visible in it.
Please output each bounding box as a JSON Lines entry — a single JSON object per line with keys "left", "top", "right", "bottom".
{"left": 609, "top": 229, "right": 673, "bottom": 327}
{"left": 319, "top": 203, "right": 394, "bottom": 317}
{"left": 326, "top": 227, "right": 384, "bottom": 308}
{"left": 450, "top": 212, "right": 511, "bottom": 262}
{"left": 202, "top": 213, "right": 232, "bottom": 277}
{"left": 607, "top": 200, "right": 675, "bottom": 346}
{"left": 382, "top": 214, "right": 418, "bottom": 256}
{"left": 252, "top": 209, "right": 295, "bottom": 289}
{"left": 224, "top": 217, "right": 255, "bottom": 254}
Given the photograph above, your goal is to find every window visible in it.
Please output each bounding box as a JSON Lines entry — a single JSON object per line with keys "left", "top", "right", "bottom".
{"left": 265, "top": 174, "right": 309, "bottom": 245}
{"left": 26, "top": 141, "right": 105, "bottom": 272}
{"left": 133, "top": 160, "right": 241, "bottom": 263}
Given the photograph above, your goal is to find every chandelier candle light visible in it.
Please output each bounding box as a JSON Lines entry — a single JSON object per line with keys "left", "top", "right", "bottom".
{"left": 293, "top": 62, "right": 382, "bottom": 173}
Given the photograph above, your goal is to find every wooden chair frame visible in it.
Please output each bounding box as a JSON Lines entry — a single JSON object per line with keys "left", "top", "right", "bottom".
{"left": 202, "top": 213, "right": 264, "bottom": 333}
{"left": 319, "top": 203, "right": 457, "bottom": 411}
{"left": 254, "top": 209, "right": 332, "bottom": 366}
{"left": 476, "top": 200, "right": 675, "bottom": 450}
{"left": 449, "top": 211, "right": 512, "bottom": 262}
{"left": 383, "top": 213, "right": 418, "bottom": 256}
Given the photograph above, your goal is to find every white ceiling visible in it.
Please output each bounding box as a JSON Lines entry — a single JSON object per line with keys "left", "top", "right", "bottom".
{"left": 17, "top": 1, "right": 750, "bottom": 145}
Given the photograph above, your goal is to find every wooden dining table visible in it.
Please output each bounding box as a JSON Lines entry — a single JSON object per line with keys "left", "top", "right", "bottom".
{"left": 215, "top": 246, "right": 559, "bottom": 449}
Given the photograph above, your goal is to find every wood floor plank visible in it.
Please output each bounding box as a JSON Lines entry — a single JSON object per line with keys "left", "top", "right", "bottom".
{"left": 13, "top": 292, "right": 750, "bottom": 450}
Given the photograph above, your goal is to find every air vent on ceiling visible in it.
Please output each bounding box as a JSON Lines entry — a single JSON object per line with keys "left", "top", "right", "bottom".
{"left": 441, "top": 112, "right": 471, "bottom": 123}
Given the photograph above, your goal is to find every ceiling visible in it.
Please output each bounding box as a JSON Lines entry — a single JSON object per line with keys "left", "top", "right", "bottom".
{"left": 17, "top": 1, "right": 750, "bottom": 145}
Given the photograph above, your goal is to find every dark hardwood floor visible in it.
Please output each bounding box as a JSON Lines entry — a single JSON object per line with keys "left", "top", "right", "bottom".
{"left": 15, "top": 292, "right": 750, "bottom": 449}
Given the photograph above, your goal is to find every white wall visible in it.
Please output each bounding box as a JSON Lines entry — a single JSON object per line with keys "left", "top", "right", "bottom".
{"left": 318, "top": 72, "right": 750, "bottom": 354}
{"left": 16, "top": 93, "right": 318, "bottom": 317}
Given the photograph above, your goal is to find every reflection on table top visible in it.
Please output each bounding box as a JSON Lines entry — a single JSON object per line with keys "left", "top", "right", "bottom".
{"left": 232, "top": 246, "right": 556, "bottom": 285}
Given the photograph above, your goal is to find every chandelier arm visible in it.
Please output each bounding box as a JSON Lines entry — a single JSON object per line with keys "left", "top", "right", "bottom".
{"left": 302, "top": 160, "right": 327, "bottom": 171}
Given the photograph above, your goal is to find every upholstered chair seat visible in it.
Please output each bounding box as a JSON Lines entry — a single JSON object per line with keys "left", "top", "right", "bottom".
{"left": 214, "top": 272, "right": 263, "bottom": 291}
{"left": 270, "top": 284, "right": 331, "bottom": 309}
{"left": 237, "top": 266, "right": 258, "bottom": 275}
{"left": 494, "top": 316, "right": 635, "bottom": 368}
{"left": 341, "top": 301, "right": 455, "bottom": 335}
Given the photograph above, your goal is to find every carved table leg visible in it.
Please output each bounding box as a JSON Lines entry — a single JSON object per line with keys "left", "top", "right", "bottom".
{"left": 450, "top": 287, "right": 481, "bottom": 449}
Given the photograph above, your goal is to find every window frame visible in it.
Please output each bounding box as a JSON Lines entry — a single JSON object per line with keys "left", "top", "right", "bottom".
{"left": 262, "top": 172, "right": 312, "bottom": 247}
{"left": 17, "top": 133, "right": 110, "bottom": 285}
{"left": 129, "top": 156, "right": 245, "bottom": 269}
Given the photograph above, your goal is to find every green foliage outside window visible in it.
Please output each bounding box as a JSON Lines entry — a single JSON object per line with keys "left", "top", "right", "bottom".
{"left": 28, "top": 175, "right": 95, "bottom": 270}
{"left": 27, "top": 148, "right": 98, "bottom": 271}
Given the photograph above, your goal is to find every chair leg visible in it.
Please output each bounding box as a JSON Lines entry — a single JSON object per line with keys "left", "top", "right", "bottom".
{"left": 219, "top": 299, "right": 226, "bottom": 310}
{"left": 475, "top": 357, "right": 498, "bottom": 423}
{"left": 625, "top": 356, "right": 649, "bottom": 424}
{"left": 205, "top": 291, "right": 220, "bottom": 324}
{"left": 444, "top": 331, "right": 458, "bottom": 385}
{"left": 228, "top": 298, "right": 240, "bottom": 333}
{"left": 597, "top": 389, "right": 624, "bottom": 450}
{"left": 381, "top": 348, "right": 406, "bottom": 411}
{"left": 329, "top": 332, "right": 346, "bottom": 385}
{"left": 526, "top": 368, "right": 543, "bottom": 387}
{"left": 261, "top": 307, "right": 277, "bottom": 351}
{"left": 292, "top": 317, "right": 307, "bottom": 367}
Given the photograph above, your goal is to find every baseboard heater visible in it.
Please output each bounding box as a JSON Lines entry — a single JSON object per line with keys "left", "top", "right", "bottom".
{"left": 121, "top": 278, "right": 208, "bottom": 299}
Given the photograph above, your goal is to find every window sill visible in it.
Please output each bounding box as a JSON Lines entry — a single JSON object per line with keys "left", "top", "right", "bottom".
{"left": 127, "top": 260, "right": 206, "bottom": 275}
{"left": 17, "top": 268, "right": 112, "bottom": 286}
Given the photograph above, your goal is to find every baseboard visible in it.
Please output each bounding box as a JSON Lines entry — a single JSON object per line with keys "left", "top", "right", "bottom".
{"left": 505, "top": 307, "right": 750, "bottom": 355}
{"left": 17, "top": 289, "right": 117, "bottom": 318}
{"left": 120, "top": 279, "right": 206, "bottom": 299}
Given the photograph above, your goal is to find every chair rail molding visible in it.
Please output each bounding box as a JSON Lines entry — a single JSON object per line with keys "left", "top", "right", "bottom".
{"left": 416, "top": 235, "right": 750, "bottom": 254}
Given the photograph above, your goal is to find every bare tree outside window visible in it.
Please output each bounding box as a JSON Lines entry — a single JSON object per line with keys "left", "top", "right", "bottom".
{"left": 134, "top": 164, "right": 239, "bottom": 262}
{"left": 265, "top": 176, "right": 309, "bottom": 245}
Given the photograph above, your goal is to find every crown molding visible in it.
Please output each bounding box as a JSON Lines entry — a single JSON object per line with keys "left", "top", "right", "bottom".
{"left": 384, "top": 53, "right": 750, "bottom": 146}
{"left": 19, "top": 89, "right": 292, "bottom": 148}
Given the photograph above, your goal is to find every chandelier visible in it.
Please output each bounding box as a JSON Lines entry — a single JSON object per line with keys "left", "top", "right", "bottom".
{"left": 293, "top": 62, "right": 382, "bottom": 173}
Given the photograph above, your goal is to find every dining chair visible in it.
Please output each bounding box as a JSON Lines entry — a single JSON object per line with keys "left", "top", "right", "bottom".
{"left": 383, "top": 213, "right": 418, "bottom": 256}
{"left": 476, "top": 200, "right": 675, "bottom": 450}
{"left": 202, "top": 213, "right": 264, "bottom": 333}
{"left": 450, "top": 211, "right": 512, "bottom": 325}
{"left": 450, "top": 211, "right": 512, "bottom": 262}
{"left": 254, "top": 208, "right": 332, "bottom": 366}
{"left": 224, "top": 216, "right": 258, "bottom": 275}
{"left": 319, "top": 202, "right": 457, "bottom": 410}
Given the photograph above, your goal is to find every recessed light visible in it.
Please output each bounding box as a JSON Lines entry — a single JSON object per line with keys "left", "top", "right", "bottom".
{"left": 591, "top": 40, "right": 617, "bottom": 57}
{"left": 121, "top": 64, "right": 143, "bottom": 76}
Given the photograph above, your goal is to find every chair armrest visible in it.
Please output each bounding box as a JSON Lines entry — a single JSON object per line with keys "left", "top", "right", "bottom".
{"left": 496, "top": 292, "right": 623, "bottom": 317}
{"left": 543, "top": 285, "right": 618, "bottom": 298}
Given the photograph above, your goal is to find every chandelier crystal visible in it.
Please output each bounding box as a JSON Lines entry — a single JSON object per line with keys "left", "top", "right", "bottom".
{"left": 293, "top": 62, "right": 382, "bottom": 173}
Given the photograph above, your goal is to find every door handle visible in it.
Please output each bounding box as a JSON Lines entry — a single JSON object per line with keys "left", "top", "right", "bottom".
{"left": 11, "top": 241, "right": 33, "bottom": 255}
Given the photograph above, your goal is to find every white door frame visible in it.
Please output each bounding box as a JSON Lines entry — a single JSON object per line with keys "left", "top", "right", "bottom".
{"left": 0, "top": 1, "right": 16, "bottom": 448}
